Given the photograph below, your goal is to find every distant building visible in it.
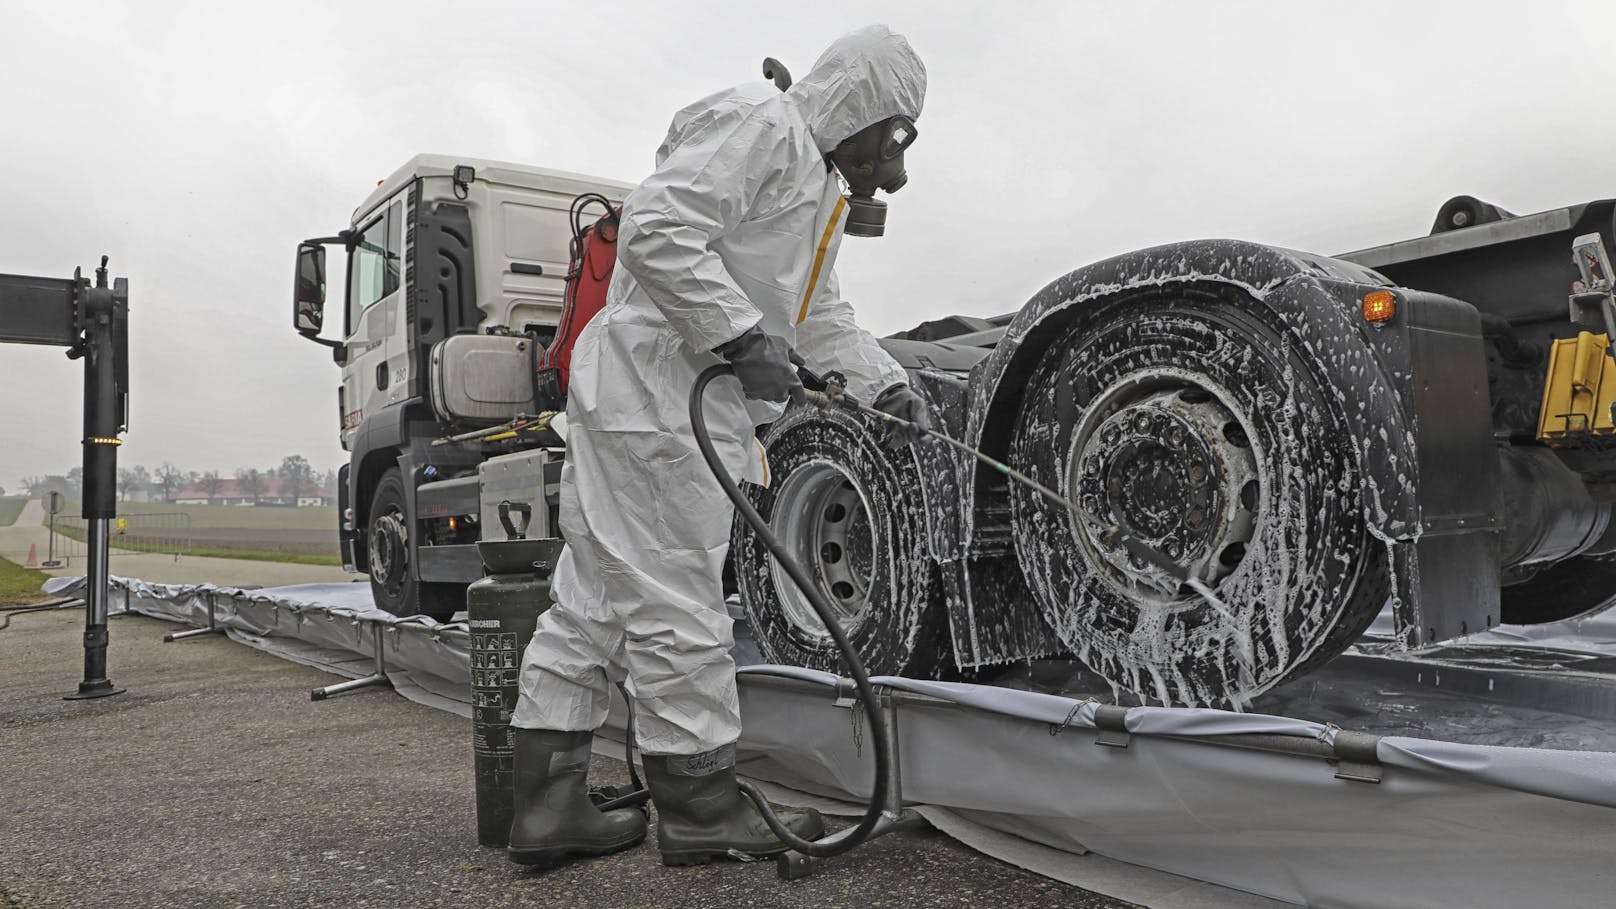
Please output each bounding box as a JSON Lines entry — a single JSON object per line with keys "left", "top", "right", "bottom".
{"left": 173, "top": 477, "right": 332, "bottom": 507}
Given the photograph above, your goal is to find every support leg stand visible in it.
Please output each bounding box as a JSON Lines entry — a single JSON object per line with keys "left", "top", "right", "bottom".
{"left": 310, "top": 623, "right": 392, "bottom": 701}
{"left": 776, "top": 691, "right": 925, "bottom": 879}
{"left": 165, "top": 593, "right": 226, "bottom": 643}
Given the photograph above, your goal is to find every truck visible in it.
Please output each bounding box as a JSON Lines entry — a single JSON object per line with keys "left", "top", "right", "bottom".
{"left": 294, "top": 155, "right": 1616, "bottom": 708}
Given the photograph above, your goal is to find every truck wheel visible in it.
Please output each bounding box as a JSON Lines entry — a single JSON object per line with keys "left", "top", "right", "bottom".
{"left": 1008, "top": 285, "right": 1388, "bottom": 707}
{"left": 733, "top": 404, "right": 950, "bottom": 678}
{"left": 366, "top": 467, "right": 462, "bottom": 621}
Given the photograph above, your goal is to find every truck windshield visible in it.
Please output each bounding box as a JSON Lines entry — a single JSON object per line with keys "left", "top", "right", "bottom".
{"left": 347, "top": 202, "right": 402, "bottom": 333}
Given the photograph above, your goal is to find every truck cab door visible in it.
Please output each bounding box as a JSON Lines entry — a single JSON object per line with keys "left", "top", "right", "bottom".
{"left": 341, "top": 199, "right": 406, "bottom": 447}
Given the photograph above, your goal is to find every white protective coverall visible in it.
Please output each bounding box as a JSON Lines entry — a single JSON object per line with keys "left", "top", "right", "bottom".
{"left": 510, "top": 25, "right": 926, "bottom": 755}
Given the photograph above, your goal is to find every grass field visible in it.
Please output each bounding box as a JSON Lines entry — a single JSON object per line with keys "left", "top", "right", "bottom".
{"left": 97, "top": 500, "right": 335, "bottom": 530}
{"left": 0, "top": 554, "right": 49, "bottom": 605}
{"left": 46, "top": 501, "right": 341, "bottom": 565}
{"left": 0, "top": 497, "right": 26, "bottom": 527}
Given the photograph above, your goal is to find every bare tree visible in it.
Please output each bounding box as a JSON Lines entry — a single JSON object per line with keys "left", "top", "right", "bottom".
{"left": 199, "top": 470, "right": 224, "bottom": 505}
{"left": 155, "top": 463, "right": 186, "bottom": 503}
{"left": 235, "top": 467, "right": 265, "bottom": 505}
{"left": 65, "top": 466, "right": 83, "bottom": 498}
{"left": 21, "top": 476, "right": 45, "bottom": 496}
{"left": 117, "top": 464, "right": 152, "bottom": 501}
{"left": 278, "top": 454, "right": 317, "bottom": 501}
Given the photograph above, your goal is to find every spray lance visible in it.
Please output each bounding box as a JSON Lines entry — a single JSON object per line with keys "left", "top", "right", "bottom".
{"left": 796, "top": 369, "right": 1230, "bottom": 611}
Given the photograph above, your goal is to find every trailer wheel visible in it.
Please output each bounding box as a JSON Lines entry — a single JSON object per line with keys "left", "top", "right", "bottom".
{"left": 1008, "top": 284, "right": 1388, "bottom": 707}
{"left": 733, "top": 405, "right": 950, "bottom": 678}
{"left": 366, "top": 467, "right": 461, "bottom": 621}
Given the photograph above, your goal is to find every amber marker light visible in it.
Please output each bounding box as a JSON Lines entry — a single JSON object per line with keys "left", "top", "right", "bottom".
{"left": 1362, "top": 291, "right": 1397, "bottom": 324}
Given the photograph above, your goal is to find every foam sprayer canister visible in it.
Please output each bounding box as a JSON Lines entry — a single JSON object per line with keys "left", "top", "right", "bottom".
{"left": 467, "top": 537, "right": 565, "bottom": 847}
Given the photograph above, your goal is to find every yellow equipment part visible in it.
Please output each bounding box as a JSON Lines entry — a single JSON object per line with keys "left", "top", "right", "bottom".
{"left": 1538, "top": 331, "right": 1616, "bottom": 442}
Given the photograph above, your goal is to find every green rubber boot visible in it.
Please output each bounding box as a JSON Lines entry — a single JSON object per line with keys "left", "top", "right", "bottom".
{"left": 643, "top": 746, "right": 825, "bottom": 866}
{"left": 507, "top": 728, "right": 646, "bottom": 867}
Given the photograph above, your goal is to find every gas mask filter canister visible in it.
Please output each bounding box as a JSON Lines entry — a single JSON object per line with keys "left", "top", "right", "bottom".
{"left": 829, "top": 115, "right": 918, "bottom": 238}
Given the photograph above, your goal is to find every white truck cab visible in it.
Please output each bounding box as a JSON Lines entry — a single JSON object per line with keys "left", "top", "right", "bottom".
{"left": 293, "top": 155, "right": 632, "bottom": 617}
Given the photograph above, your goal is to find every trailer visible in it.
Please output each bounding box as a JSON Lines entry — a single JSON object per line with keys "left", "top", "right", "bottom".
{"left": 292, "top": 156, "right": 1616, "bottom": 706}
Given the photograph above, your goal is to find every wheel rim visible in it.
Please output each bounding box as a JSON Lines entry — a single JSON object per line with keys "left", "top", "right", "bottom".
{"left": 369, "top": 507, "right": 409, "bottom": 598}
{"left": 768, "top": 460, "right": 876, "bottom": 644}
{"left": 1067, "top": 370, "right": 1261, "bottom": 605}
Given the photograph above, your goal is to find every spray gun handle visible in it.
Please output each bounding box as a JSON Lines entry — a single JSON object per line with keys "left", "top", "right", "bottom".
{"left": 795, "top": 361, "right": 848, "bottom": 395}
{"left": 795, "top": 362, "right": 852, "bottom": 413}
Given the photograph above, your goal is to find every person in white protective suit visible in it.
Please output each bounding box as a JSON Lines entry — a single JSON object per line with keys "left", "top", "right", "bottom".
{"left": 503, "top": 25, "right": 929, "bottom": 869}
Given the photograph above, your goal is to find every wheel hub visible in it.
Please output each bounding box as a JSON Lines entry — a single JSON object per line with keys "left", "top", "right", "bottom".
{"left": 1070, "top": 382, "right": 1260, "bottom": 597}
{"left": 769, "top": 461, "right": 875, "bottom": 643}
{"left": 369, "top": 509, "right": 409, "bottom": 592}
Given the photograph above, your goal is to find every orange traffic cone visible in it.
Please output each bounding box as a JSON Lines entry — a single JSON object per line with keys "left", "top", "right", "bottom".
{"left": 24, "top": 543, "right": 39, "bottom": 569}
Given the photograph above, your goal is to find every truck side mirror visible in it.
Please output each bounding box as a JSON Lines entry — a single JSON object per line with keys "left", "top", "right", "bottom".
{"left": 295, "top": 242, "right": 326, "bottom": 334}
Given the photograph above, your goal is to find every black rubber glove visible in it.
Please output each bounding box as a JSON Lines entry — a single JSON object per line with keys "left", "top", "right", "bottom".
{"left": 872, "top": 384, "right": 931, "bottom": 449}
{"left": 714, "top": 324, "right": 804, "bottom": 405}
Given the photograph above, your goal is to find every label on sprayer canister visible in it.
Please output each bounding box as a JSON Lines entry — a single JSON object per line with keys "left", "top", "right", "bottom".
{"left": 471, "top": 621, "right": 521, "bottom": 737}
{"left": 468, "top": 607, "right": 539, "bottom": 847}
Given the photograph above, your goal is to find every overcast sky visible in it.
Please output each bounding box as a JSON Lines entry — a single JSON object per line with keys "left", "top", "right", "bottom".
{"left": 3, "top": 1, "right": 1615, "bottom": 490}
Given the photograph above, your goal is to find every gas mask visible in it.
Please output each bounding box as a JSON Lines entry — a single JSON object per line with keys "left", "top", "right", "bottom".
{"left": 828, "top": 115, "right": 918, "bottom": 237}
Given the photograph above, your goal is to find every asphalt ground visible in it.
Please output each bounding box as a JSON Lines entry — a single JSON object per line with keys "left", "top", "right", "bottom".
{"left": 0, "top": 607, "right": 1135, "bottom": 909}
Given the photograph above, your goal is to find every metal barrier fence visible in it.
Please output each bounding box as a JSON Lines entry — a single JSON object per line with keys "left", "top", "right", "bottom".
{"left": 47, "top": 512, "right": 193, "bottom": 566}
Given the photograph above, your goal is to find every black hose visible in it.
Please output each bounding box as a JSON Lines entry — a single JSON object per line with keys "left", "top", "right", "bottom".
{"left": 617, "top": 683, "right": 644, "bottom": 793}
{"left": 690, "top": 364, "right": 890, "bottom": 858}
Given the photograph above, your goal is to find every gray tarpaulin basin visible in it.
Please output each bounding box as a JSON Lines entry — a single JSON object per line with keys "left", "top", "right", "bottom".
{"left": 46, "top": 575, "right": 1616, "bottom": 908}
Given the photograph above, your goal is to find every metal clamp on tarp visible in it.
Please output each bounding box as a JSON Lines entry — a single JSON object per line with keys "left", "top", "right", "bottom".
{"left": 1093, "top": 704, "right": 1132, "bottom": 748}
{"left": 832, "top": 676, "right": 859, "bottom": 708}
{"left": 1331, "top": 729, "right": 1383, "bottom": 783}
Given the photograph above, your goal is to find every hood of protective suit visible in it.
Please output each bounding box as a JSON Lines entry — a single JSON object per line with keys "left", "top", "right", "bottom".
{"left": 787, "top": 24, "right": 927, "bottom": 154}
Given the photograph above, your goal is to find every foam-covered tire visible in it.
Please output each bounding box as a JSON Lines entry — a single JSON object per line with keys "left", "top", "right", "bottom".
{"left": 1008, "top": 284, "right": 1388, "bottom": 707}
{"left": 733, "top": 404, "right": 950, "bottom": 678}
